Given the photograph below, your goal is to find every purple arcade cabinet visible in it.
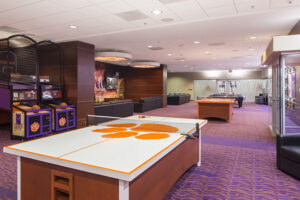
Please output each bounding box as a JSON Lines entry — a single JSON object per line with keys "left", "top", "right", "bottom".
{"left": 0, "top": 35, "right": 52, "bottom": 140}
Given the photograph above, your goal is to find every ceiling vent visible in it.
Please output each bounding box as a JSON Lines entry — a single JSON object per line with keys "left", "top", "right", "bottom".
{"left": 208, "top": 42, "right": 226, "bottom": 46}
{"left": 0, "top": 26, "right": 23, "bottom": 33}
{"left": 159, "top": 0, "right": 188, "bottom": 4}
{"left": 149, "top": 46, "right": 164, "bottom": 50}
{"left": 116, "top": 10, "right": 149, "bottom": 21}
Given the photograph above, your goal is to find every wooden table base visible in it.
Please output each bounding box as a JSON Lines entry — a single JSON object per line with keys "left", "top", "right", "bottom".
{"left": 19, "top": 138, "right": 199, "bottom": 200}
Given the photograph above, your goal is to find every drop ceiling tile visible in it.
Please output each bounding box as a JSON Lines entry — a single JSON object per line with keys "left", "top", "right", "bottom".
{"left": 10, "top": 11, "right": 91, "bottom": 31}
{"left": 197, "top": 0, "right": 234, "bottom": 9}
{"left": 50, "top": 0, "right": 93, "bottom": 9}
{"left": 77, "top": 4, "right": 111, "bottom": 17}
{"left": 0, "top": 0, "right": 42, "bottom": 12}
{"left": 235, "top": 0, "right": 270, "bottom": 13}
{"left": 123, "top": 0, "right": 182, "bottom": 22}
{"left": 271, "top": 0, "right": 300, "bottom": 8}
{"left": 128, "top": 18, "right": 158, "bottom": 28}
{"left": 205, "top": 5, "right": 237, "bottom": 17}
{"left": 99, "top": 0, "right": 134, "bottom": 14}
{"left": 0, "top": 0, "right": 67, "bottom": 25}
{"left": 101, "top": 15, "right": 129, "bottom": 25}
{"left": 166, "top": 0, "right": 207, "bottom": 20}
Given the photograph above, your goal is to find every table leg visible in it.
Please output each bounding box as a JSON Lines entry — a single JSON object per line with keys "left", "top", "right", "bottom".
{"left": 17, "top": 156, "right": 21, "bottom": 200}
{"left": 119, "top": 180, "right": 129, "bottom": 200}
{"left": 197, "top": 130, "right": 201, "bottom": 167}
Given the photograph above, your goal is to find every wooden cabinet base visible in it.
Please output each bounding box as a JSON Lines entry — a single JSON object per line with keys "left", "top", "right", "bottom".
{"left": 197, "top": 102, "right": 233, "bottom": 122}
{"left": 20, "top": 138, "right": 199, "bottom": 200}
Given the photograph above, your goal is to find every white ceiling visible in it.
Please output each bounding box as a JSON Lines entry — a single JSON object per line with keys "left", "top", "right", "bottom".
{"left": 0, "top": 0, "right": 300, "bottom": 71}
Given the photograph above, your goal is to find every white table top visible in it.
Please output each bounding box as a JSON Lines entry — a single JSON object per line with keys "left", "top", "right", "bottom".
{"left": 4, "top": 116, "right": 207, "bottom": 181}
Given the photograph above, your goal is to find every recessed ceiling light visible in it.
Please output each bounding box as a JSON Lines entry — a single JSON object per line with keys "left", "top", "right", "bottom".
{"left": 204, "top": 51, "right": 211, "bottom": 55}
{"left": 193, "top": 41, "right": 200, "bottom": 44}
{"left": 250, "top": 36, "right": 256, "bottom": 39}
{"left": 168, "top": 53, "right": 172, "bottom": 56}
{"left": 69, "top": 25, "right": 77, "bottom": 29}
{"left": 147, "top": 45, "right": 153, "bottom": 48}
{"left": 151, "top": 9, "right": 162, "bottom": 15}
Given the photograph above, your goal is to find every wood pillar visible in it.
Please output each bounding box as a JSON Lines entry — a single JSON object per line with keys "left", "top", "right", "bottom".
{"left": 59, "top": 41, "right": 95, "bottom": 128}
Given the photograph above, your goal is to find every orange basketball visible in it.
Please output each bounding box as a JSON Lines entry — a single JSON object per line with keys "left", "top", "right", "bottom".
{"left": 60, "top": 102, "right": 67, "bottom": 107}
{"left": 31, "top": 105, "right": 40, "bottom": 111}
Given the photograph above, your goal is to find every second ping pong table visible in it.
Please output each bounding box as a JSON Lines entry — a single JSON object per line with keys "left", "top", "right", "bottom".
{"left": 4, "top": 115, "right": 207, "bottom": 200}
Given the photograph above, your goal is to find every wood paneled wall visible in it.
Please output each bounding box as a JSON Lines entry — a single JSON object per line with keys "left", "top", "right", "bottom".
{"left": 59, "top": 41, "right": 95, "bottom": 128}
{"left": 123, "top": 66, "right": 166, "bottom": 104}
{"left": 95, "top": 61, "right": 167, "bottom": 107}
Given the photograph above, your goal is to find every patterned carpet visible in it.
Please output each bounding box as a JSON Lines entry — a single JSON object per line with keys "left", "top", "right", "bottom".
{"left": 1, "top": 102, "right": 300, "bottom": 199}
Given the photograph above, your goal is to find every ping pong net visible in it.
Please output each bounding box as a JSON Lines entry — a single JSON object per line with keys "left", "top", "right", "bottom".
{"left": 86, "top": 115, "right": 200, "bottom": 138}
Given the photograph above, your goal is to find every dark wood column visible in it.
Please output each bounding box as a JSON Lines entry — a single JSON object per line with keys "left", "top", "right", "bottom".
{"left": 59, "top": 41, "right": 95, "bottom": 128}
{"left": 162, "top": 64, "right": 168, "bottom": 107}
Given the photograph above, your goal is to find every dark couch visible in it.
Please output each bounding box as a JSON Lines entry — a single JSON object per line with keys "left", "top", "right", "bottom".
{"left": 277, "top": 134, "right": 300, "bottom": 179}
{"left": 94, "top": 99, "right": 134, "bottom": 117}
{"left": 255, "top": 94, "right": 268, "bottom": 105}
{"left": 167, "top": 93, "right": 190, "bottom": 105}
{"left": 134, "top": 96, "right": 163, "bottom": 113}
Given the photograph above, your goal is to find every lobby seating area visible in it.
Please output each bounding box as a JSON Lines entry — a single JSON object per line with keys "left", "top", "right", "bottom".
{"left": 134, "top": 96, "right": 163, "bottom": 113}
{"left": 167, "top": 93, "right": 191, "bottom": 105}
{"left": 94, "top": 99, "right": 134, "bottom": 117}
{"left": 277, "top": 133, "right": 300, "bottom": 179}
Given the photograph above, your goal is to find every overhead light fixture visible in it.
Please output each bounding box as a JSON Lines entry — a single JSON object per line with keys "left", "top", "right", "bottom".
{"left": 131, "top": 60, "right": 160, "bottom": 68}
{"left": 168, "top": 53, "right": 172, "bottom": 56}
{"left": 147, "top": 45, "right": 153, "bottom": 48}
{"left": 193, "top": 41, "right": 200, "bottom": 44}
{"left": 95, "top": 50, "right": 132, "bottom": 65}
{"left": 69, "top": 25, "right": 77, "bottom": 29}
{"left": 250, "top": 36, "right": 256, "bottom": 39}
{"left": 204, "top": 51, "right": 211, "bottom": 55}
{"left": 151, "top": 9, "right": 162, "bottom": 15}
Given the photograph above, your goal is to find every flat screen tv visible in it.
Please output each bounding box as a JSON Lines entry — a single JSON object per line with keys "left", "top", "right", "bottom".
{"left": 106, "top": 77, "right": 118, "bottom": 90}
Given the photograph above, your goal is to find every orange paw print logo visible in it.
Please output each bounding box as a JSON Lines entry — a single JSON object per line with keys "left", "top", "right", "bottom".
{"left": 30, "top": 122, "right": 40, "bottom": 132}
{"left": 92, "top": 123, "right": 179, "bottom": 140}
{"left": 59, "top": 117, "right": 66, "bottom": 126}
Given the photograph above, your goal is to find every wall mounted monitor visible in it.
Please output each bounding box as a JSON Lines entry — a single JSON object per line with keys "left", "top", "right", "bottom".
{"left": 106, "top": 77, "right": 118, "bottom": 90}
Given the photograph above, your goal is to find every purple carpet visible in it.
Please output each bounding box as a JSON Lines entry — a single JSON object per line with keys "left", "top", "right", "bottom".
{"left": 1, "top": 102, "right": 300, "bottom": 199}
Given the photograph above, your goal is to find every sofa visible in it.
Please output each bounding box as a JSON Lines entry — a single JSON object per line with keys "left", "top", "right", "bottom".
{"left": 167, "top": 93, "right": 191, "bottom": 105}
{"left": 134, "top": 96, "right": 163, "bottom": 113}
{"left": 94, "top": 99, "right": 134, "bottom": 117}
{"left": 277, "top": 134, "right": 300, "bottom": 179}
{"left": 255, "top": 94, "right": 268, "bottom": 105}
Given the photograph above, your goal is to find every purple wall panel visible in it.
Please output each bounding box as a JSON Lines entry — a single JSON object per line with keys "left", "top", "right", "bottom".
{"left": 0, "top": 87, "right": 10, "bottom": 110}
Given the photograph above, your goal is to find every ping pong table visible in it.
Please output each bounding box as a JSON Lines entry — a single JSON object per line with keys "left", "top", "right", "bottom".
{"left": 3, "top": 115, "right": 207, "bottom": 200}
